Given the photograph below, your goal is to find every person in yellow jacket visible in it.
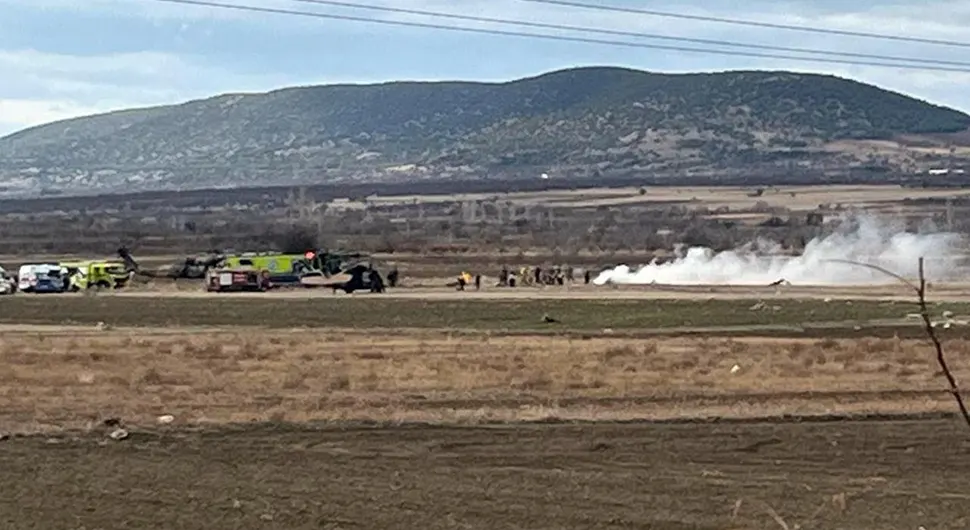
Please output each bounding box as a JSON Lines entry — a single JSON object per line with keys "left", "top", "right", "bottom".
{"left": 456, "top": 271, "right": 473, "bottom": 291}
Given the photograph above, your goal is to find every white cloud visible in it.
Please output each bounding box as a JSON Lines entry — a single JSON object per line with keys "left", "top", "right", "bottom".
{"left": 8, "top": 0, "right": 970, "bottom": 39}
{"left": 0, "top": 98, "right": 124, "bottom": 134}
{"left": 0, "top": 0, "right": 302, "bottom": 21}
{"left": 343, "top": 0, "right": 970, "bottom": 44}
{"left": 0, "top": 48, "right": 296, "bottom": 135}
{"left": 0, "top": 49, "right": 190, "bottom": 82}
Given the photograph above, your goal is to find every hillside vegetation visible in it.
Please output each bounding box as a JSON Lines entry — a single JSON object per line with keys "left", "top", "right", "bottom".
{"left": 2, "top": 66, "right": 969, "bottom": 194}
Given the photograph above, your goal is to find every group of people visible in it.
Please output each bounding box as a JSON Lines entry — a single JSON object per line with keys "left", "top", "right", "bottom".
{"left": 451, "top": 264, "right": 598, "bottom": 291}
{"left": 495, "top": 265, "right": 592, "bottom": 288}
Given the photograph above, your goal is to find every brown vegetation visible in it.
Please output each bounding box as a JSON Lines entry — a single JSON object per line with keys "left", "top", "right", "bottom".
{"left": 2, "top": 183, "right": 966, "bottom": 262}
{"left": 0, "top": 328, "right": 962, "bottom": 433}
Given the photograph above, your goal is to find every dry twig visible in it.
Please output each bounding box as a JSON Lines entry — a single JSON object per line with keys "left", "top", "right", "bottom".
{"left": 827, "top": 257, "right": 970, "bottom": 429}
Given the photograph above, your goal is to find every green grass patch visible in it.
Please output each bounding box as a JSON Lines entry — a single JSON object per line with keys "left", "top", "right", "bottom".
{"left": 0, "top": 296, "right": 961, "bottom": 331}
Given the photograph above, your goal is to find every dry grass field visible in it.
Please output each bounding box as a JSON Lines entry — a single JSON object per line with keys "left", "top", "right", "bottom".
{"left": 0, "top": 326, "right": 964, "bottom": 432}
{"left": 3, "top": 291, "right": 970, "bottom": 528}
{"left": 3, "top": 182, "right": 967, "bottom": 258}
{"left": 360, "top": 184, "right": 970, "bottom": 212}
{"left": 3, "top": 320, "right": 970, "bottom": 528}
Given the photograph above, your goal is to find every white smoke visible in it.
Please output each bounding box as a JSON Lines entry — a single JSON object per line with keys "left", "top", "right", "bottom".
{"left": 594, "top": 214, "right": 970, "bottom": 286}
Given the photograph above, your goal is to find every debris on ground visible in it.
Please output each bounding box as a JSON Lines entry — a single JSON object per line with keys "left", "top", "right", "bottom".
{"left": 108, "top": 428, "right": 129, "bottom": 441}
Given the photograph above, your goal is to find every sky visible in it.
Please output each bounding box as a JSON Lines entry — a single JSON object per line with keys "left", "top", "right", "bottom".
{"left": 2, "top": 0, "right": 970, "bottom": 136}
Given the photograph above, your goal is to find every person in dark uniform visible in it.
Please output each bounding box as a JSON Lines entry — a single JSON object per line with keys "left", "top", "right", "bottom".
{"left": 584, "top": 269, "right": 591, "bottom": 284}
{"left": 475, "top": 274, "right": 481, "bottom": 290}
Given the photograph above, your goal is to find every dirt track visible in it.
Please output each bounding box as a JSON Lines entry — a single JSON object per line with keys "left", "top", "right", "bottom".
{"left": 101, "top": 281, "right": 970, "bottom": 302}
{"left": 2, "top": 418, "right": 968, "bottom": 529}
{"left": 6, "top": 285, "right": 970, "bottom": 342}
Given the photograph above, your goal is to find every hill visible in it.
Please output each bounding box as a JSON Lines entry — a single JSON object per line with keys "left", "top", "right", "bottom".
{"left": 2, "top": 66, "right": 969, "bottom": 195}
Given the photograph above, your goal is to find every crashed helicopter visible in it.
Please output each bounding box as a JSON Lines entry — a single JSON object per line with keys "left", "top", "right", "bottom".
{"left": 118, "top": 247, "right": 225, "bottom": 280}
{"left": 300, "top": 263, "right": 388, "bottom": 293}
{"left": 118, "top": 246, "right": 389, "bottom": 293}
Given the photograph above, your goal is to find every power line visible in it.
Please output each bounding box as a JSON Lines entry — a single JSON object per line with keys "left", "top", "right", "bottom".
{"left": 146, "top": 0, "right": 970, "bottom": 73}
{"left": 285, "top": 0, "right": 970, "bottom": 68}
{"left": 522, "top": 0, "right": 970, "bottom": 49}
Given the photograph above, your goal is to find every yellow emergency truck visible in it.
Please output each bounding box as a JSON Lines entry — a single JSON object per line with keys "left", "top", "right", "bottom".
{"left": 60, "top": 260, "right": 132, "bottom": 291}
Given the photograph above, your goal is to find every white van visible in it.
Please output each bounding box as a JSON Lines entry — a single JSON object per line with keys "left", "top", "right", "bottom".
{"left": 17, "top": 263, "right": 66, "bottom": 293}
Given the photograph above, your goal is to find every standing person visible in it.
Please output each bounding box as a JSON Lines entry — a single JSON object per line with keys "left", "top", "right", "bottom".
{"left": 475, "top": 274, "right": 481, "bottom": 290}
{"left": 371, "top": 269, "right": 386, "bottom": 293}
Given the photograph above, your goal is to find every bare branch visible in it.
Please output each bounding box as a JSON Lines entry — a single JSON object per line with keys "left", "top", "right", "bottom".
{"left": 916, "top": 257, "right": 970, "bottom": 429}
{"left": 823, "top": 258, "right": 918, "bottom": 293}
{"left": 827, "top": 257, "right": 970, "bottom": 430}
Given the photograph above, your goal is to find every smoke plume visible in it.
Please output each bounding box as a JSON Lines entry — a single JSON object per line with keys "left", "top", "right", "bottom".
{"left": 594, "top": 214, "right": 969, "bottom": 286}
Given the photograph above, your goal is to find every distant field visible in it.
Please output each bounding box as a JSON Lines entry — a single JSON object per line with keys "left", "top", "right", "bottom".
{"left": 3, "top": 181, "right": 968, "bottom": 257}
{"left": 362, "top": 184, "right": 970, "bottom": 212}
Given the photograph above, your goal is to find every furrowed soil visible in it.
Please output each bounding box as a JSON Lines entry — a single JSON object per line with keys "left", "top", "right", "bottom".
{"left": 2, "top": 419, "right": 970, "bottom": 529}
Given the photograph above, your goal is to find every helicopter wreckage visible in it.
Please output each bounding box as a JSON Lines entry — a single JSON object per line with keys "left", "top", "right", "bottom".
{"left": 118, "top": 247, "right": 392, "bottom": 294}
